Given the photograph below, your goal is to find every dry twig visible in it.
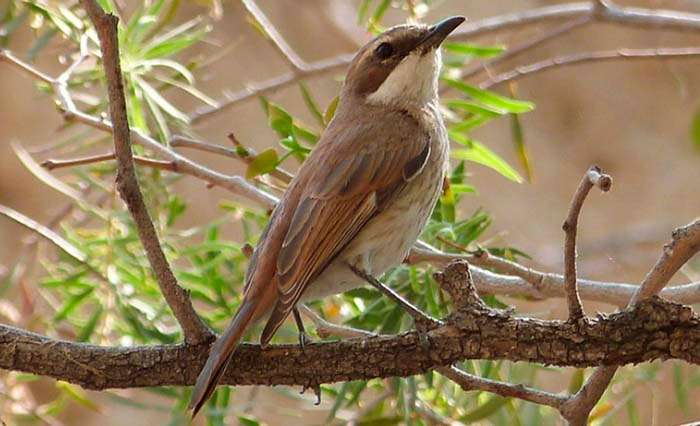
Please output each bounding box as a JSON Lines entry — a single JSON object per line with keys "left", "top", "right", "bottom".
{"left": 79, "top": 0, "right": 213, "bottom": 344}
{"left": 562, "top": 166, "right": 612, "bottom": 320}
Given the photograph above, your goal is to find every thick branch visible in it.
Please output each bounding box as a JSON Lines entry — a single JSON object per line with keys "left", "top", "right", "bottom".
{"left": 79, "top": 0, "right": 212, "bottom": 344}
{"left": 1, "top": 273, "right": 697, "bottom": 390}
{"left": 561, "top": 219, "right": 700, "bottom": 425}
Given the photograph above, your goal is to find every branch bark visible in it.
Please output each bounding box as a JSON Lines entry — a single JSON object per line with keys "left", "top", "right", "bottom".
{"left": 1, "top": 261, "right": 698, "bottom": 391}
{"left": 79, "top": 0, "right": 213, "bottom": 345}
{"left": 560, "top": 219, "right": 700, "bottom": 425}
{"left": 562, "top": 166, "right": 612, "bottom": 320}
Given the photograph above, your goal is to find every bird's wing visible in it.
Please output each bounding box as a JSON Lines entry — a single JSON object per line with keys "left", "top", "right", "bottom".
{"left": 260, "top": 112, "right": 431, "bottom": 344}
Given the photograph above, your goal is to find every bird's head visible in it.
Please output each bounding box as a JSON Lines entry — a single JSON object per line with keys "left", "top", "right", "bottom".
{"left": 341, "top": 16, "right": 465, "bottom": 109}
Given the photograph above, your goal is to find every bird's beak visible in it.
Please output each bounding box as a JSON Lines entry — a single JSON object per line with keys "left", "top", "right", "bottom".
{"left": 418, "top": 16, "right": 465, "bottom": 50}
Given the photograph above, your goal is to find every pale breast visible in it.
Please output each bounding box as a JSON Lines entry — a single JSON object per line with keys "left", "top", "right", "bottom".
{"left": 302, "top": 104, "right": 449, "bottom": 301}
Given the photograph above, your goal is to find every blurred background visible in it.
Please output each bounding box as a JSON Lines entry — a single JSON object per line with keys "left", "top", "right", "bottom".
{"left": 1, "top": 0, "right": 700, "bottom": 425}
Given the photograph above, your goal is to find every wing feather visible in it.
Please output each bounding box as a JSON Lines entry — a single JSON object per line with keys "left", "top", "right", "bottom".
{"left": 259, "top": 111, "right": 432, "bottom": 345}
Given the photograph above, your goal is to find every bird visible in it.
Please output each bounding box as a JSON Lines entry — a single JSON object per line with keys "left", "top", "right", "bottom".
{"left": 189, "top": 15, "right": 465, "bottom": 417}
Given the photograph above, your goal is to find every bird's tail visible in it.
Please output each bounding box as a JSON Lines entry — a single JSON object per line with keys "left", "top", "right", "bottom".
{"left": 188, "top": 299, "right": 258, "bottom": 418}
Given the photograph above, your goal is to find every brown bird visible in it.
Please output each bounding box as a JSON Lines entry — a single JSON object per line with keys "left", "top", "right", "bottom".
{"left": 189, "top": 16, "right": 464, "bottom": 416}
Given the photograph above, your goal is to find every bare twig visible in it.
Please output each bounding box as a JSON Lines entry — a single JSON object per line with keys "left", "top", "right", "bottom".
{"left": 561, "top": 219, "right": 700, "bottom": 425}
{"left": 562, "top": 166, "right": 612, "bottom": 320}
{"left": 459, "top": 16, "right": 592, "bottom": 81}
{"left": 438, "top": 365, "right": 566, "bottom": 409}
{"left": 190, "top": 1, "right": 700, "bottom": 123}
{"left": 79, "top": 0, "right": 212, "bottom": 344}
{"left": 41, "top": 152, "right": 178, "bottom": 172}
{"left": 632, "top": 220, "right": 700, "bottom": 304}
{"left": 481, "top": 47, "right": 700, "bottom": 89}
{"left": 297, "top": 305, "right": 377, "bottom": 339}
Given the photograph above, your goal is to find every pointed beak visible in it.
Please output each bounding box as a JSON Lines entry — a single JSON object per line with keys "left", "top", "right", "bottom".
{"left": 419, "top": 16, "right": 465, "bottom": 50}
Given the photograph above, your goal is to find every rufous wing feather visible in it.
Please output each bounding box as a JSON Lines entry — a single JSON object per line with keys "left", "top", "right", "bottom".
{"left": 259, "top": 113, "right": 431, "bottom": 345}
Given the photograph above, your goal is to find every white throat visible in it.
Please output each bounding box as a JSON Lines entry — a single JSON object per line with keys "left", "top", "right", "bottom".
{"left": 367, "top": 49, "right": 441, "bottom": 107}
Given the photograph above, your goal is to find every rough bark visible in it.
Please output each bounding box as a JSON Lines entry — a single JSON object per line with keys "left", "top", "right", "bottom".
{"left": 1, "top": 262, "right": 697, "bottom": 391}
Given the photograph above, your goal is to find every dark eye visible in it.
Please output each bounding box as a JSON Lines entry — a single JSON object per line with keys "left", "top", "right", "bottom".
{"left": 375, "top": 42, "right": 394, "bottom": 59}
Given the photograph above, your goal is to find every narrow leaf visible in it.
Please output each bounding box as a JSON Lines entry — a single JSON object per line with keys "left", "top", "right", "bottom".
{"left": 245, "top": 148, "right": 279, "bottom": 179}
{"left": 443, "top": 78, "right": 534, "bottom": 114}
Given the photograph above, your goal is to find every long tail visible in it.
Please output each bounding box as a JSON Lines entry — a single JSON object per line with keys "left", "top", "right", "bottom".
{"left": 188, "top": 299, "right": 258, "bottom": 418}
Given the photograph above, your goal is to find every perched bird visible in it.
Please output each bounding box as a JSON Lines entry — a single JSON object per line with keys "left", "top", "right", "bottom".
{"left": 189, "top": 16, "right": 465, "bottom": 416}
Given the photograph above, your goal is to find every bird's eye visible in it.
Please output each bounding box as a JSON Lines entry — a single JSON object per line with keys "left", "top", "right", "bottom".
{"left": 375, "top": 42, "right": 394, "bottom": 59}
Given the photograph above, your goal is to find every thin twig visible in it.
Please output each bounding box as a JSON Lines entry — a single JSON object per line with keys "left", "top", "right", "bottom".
{"left": 190, "top": 1, "right": 700, "bottom": 123}
{"left": 481, "top": 47, "right": 700, "bottom": 89}
{"left": 460, "top": 15, "right": 592, "bottom": 81}
{"left": 562, "top": 166, "right": 612, "bottom": 320}
{"left": 41, "top": 152, "right": 178, "bottom": 172}
{"left": 79, "top": 0, "right": 213, "bottom": 344}
{"left": 297, "top": 305, "right": 377, "bottom": 339}
{"left": 438, "top": 365, "right": 567, "bottom": 409}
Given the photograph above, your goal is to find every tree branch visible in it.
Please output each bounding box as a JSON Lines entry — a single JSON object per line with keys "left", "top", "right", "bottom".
{"left": 190, "top": 1, "right": 700, "bottom": 123}
{"left": 41, "top": 152, "right": 178, "bottom": 172}
{"left": 560, "top": 219, "right": 700, "bottom": 425}
{"left": 481, "top": 47, "right": 700, "bottom": 89}
{"left": 1, "top": 262, "right": 698, "bottom": 390}
{"left": 79, "top": 0, "right": 213, "bottom": 345}
{"left": 0, "top": 47, "right": 279, "bottom": 210}
{"left": 562, "top": 166, "right": 612, "bottom": 320}
{"left": 438, "top": 365, "right": 566, "bottom": 409}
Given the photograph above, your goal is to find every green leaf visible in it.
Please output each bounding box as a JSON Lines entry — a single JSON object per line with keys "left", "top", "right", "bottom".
{"left": 245, "top": 148, "right": 279, "bottom": 179}
{"left": 509, "top": 112, "right": 533, "bottom": 183}
{"left": 57, "top": 381, "right": 101, "bottom": 412}
{"left": 691, "top": 106, "right": 700, "bottom": 149}
{"left": 567, "top": 368, "right": 585, "bottom": 394}
{"left": 445, "top": 99, "right": 505, "bottom": 117}
{"left": 327, "top": 382, "right": 351, "bottom": 421}
{"left": 237, "top": 416, "right": 260, "bottom": 426}
{"left": 460, "top": 396, "right": 509, "bottom": 422}
{"left": 77, "top": 306, "right": 103, "bottom": 342}
{"left": 136, "top": 76, "right": 190, "bottom": 124}
{"left": 673, "top": 363, "right": 689, "bottom": 412}
{"left": 267, "top": 103, "right": 294, "bottom": 137}
{"left": 54, "top": 286, "right": 95, "bottom": 321}
{"left": 443, "top": 78, "right": 534, "bottom": 114}
{"left": 324, "top": 95, "right": 339, "bottom": 126}
{"left": 299, "top": 82, "right": 325, "bottom": 126}
{"left": 443, "top": 42, "right": 506, "bottom": 58}
{"left": 370, "top": 0, "right": 391, "bottom": 28}
{"left": 142, "top": 18, "right": 207, "bottom": 59}
{"left": 357, "top": 0, "right": 373, "bottom": 24}
{"left": 451, "top": 135, "right": 523, "bottom": 183}
{"left": 626, "top": 398, "right": 640, "bottom": 426}
{"left": 441, "top": 183, "right": 456, "bottom": 224}
{"left": 450, "top": 115, "right": 491, "bottom": 133}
